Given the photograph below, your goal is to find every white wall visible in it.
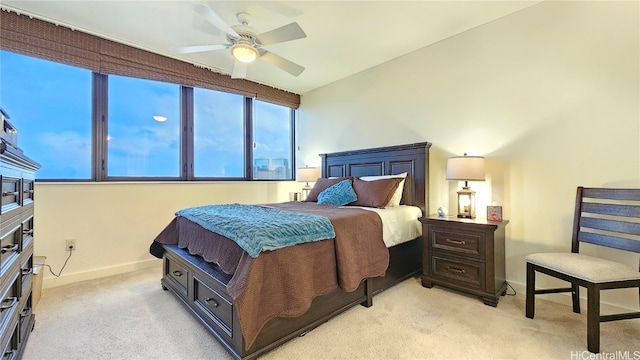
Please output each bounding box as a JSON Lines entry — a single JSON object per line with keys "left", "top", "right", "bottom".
{"left": 35, "top": 181, "right": 300, "bottom": 288}
{"left": 298, "top": 1, "right": 640, "bottom": 310}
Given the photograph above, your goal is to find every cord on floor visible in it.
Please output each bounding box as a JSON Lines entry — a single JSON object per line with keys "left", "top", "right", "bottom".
{"left": 44, "top": 247, "right": 73, "bottom": 277}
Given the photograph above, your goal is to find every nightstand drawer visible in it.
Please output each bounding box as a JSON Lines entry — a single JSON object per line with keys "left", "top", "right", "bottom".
{"left": 431, "top": 255, "right": 485, "bottom": 290}
{"left": 431, "top": 229, "right": 483, "bottom": 259}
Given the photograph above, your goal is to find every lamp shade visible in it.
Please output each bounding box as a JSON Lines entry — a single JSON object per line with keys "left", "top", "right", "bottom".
{"left": 296, "top": 167, "right": 321, "bottom": 183}
{"left": 446, "top": 156, "right": 485, "bottom": 181}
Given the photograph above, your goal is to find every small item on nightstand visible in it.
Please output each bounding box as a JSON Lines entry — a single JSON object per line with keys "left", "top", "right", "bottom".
{"left": 289, "top": 192, "right": 302, "bottom": 201}
{"left": 487, "top": 204, "right": 503, "bottom": 222}
{"left": 437, "top": 207, "right": 449, "bottom": 217}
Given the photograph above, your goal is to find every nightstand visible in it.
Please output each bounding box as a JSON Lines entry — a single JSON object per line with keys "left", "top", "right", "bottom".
{"left": 419, "top": 215, "right": 509, "bottom": 307}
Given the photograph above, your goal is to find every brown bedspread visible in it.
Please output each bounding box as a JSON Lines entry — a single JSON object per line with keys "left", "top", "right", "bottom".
{"left": 151, "top": 201, "right": 388, "bottom": 350}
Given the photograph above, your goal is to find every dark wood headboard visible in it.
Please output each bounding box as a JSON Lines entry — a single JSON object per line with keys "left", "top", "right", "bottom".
{"left": 320, "top": 142, "right": 431, "bottom": 214}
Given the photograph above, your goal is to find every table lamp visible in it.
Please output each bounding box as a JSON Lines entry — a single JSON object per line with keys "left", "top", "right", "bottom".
{"left": 296, "top": 166, "right": 321, "bottom": 200}
{"left": 446, "top": 154, "right": 485, "bottom": 218}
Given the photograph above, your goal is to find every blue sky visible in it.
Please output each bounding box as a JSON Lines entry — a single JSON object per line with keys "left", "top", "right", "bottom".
{"left": 1, "top": 51, "right": 92, "bottom": 178}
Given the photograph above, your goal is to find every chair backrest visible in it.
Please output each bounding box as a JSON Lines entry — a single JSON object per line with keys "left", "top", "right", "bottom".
{"left": 572, "top": 187, "right": 640, "bottom": 257}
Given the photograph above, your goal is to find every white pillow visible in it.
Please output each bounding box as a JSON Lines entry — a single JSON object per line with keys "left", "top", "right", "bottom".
{"left": 359, "top": 172, "right": 407, "bottom": 207}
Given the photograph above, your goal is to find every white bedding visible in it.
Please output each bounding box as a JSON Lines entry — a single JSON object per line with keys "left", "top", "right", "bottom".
{"left": 345, "top": 205, "right": 423, "bottom": 247}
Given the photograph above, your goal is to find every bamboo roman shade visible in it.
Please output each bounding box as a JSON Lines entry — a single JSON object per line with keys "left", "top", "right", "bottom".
{"left": 0, "top": 10, "right": 300, "bottom": 108}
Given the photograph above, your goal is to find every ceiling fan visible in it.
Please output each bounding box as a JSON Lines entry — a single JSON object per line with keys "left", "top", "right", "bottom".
{"left": 177, "top": 4, "right": 306, "bottom": 79}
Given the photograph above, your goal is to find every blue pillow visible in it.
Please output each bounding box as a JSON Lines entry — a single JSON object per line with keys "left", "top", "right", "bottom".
{"left": 317, "top": 179, "right": 357, "bottom": 206}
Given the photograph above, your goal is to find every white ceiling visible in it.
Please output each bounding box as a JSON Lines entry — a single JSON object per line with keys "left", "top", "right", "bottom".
{"left": 1, "top": 1, "right": 541, "bottom": 95}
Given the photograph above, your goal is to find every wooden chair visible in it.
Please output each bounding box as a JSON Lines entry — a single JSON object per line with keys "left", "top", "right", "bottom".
{"left": 525, "top": 187, "right": 640, "bottom": 353}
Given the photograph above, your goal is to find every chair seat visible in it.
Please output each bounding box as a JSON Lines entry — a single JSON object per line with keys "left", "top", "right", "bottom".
{"left": 525, "top": 253, "right": 640, "bottom": 283}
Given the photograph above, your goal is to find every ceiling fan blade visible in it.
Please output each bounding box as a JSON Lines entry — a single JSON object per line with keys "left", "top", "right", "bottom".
{"left": 260, "top": 50, "right": 305, "bottom": 77}
{"left": 176, "top": 44, "right": 228, "bottom": 54}
{"left": 193, "top": 4, "right": 239, "bottom": 38}
{"left": 231, "top": 60, "right": 247, "bottom": 79}
{"left": 257, "top": 22, "right": 306, "bottom": 46}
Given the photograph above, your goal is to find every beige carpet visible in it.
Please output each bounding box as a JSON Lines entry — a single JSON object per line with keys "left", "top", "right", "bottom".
{"left": 23, "top": 267, "right": 639, "bottom": 360}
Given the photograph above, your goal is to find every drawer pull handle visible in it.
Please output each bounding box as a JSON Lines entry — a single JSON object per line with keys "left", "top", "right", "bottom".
{"left": 446, "top": 266, "right": 466, "bottom": 275}
{"left": 20, "top": 308, "right": 32, "bottom": 318}
{"left": 446, "top": 239, "right": 466, "bottom": 245}
{"left": 23, "top": 189, "right": 34, "bottom": 194}
{"left": 23, "top": 228, "right": 33, "bottom": 235}
{"left": 205, "top": 298, "right": 219, "bottom": 308}
{"left": 2, "top": 191, "right": 18, "bottom": 197}
{"left": 0, "top": 297, "right": 18, "bottom": 311}
{"left": 171, "top": 270, "right": 183, "bottom": 277}
{"left": 22, "top": 268, "right": 33, "bottom": 276}
{"left": 1, "top": 244, "right": 18, "bottom": 254}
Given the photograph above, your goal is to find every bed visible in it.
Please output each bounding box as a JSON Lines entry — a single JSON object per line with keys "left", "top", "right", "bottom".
{"left": 149, "top": 142, "right": 431, "bottom": 360}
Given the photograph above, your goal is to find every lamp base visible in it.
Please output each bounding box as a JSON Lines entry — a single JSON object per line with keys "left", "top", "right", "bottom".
{"left": 456, "top": 186, "right": 476, "bottom": 219}
{"left": 301, "top": 186, "right": 312, "bottom": 201}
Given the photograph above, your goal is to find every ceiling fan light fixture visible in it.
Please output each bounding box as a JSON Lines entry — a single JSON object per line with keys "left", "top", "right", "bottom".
{"left": 231, "top": 44, "right": 258, "bottom": 63}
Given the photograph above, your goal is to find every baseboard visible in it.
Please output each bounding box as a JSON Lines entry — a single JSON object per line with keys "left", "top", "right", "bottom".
{"left": 508, "top": 279, "right": 637, "bottom": 314}
{"left": 42, "top": 258, "right": 162, "bottom": 289}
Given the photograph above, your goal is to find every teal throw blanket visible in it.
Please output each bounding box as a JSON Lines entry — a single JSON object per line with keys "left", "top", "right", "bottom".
{"left": 176, "top": 203, "right": 336, "bottom": 258}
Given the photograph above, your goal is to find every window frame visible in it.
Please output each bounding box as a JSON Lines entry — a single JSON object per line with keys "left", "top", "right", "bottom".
{"left": 1, "top": 51, "right": 296, "bottom": 182}
{"left": 97, "top": 76, "right": 295, "bottom": 182}
{"left": 251, "top": 102, "right": 297, "bottom": 181}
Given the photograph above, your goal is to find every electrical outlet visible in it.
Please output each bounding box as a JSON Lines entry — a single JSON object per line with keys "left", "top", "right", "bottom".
{"left": 65, "top": 239, "right": 76, "bottom": 251}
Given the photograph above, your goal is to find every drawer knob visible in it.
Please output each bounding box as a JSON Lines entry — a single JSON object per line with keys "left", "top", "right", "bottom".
{"left": 20, "top": 308, "right": 32, "bottom": 318}
{"left": 446, "top": 238, "right": 466, "bottom": 245}
{"left": 171, "top": 270, "right": 183, "bottom": 277}
{"left": 2, "top": 191, "right": 18, "bottom": 197}
{"left": 0, "top": 244, "right": 18, "bottom": 254}
{"left": 0, "top": 297, "right": 18, "bottom": 311}
{"left": 446, "top": 266, "right": 466, "bottom": 275}
{"left": 205, "top": 298, "right": 219, "bottom": 308}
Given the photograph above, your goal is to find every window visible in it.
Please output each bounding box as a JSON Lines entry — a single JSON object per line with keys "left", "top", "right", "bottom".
{"left": 252, "top": 100, "right": 294, "bottom": 180}
{"left": 193, "top": 88, "right": 245, "bottom": 178}
{"left": 106, "top": 75, "right": 180, "bottom": 178}
{"left": 0, "top": 50, "right": 295, "bottom": 182}
{"left": 0, "top": 51, "right": 92, "bottom": 179}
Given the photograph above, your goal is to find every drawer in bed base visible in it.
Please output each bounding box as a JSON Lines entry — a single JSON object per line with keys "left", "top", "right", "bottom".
{"left": 161, "top": 245, "right": 241, "bottom": 357}
{"left": 193, "top": 276, "right": 233, "bottom": 337}
{"left": 163, "top": 255, "right": 189, "bottom": 298}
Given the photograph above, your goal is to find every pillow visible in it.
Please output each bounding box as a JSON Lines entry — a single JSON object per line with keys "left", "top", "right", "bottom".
{"left": 359, "top": 172, "right": 408, "bottom": 207}
{"left": 317, "top": 179, "right": 357, "bottom": 206}
{"left": 349, "top": 177, "right": 403, "bottom": 208}
{"left": 305, "top": 177, "right": 351, "bottom": 202}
